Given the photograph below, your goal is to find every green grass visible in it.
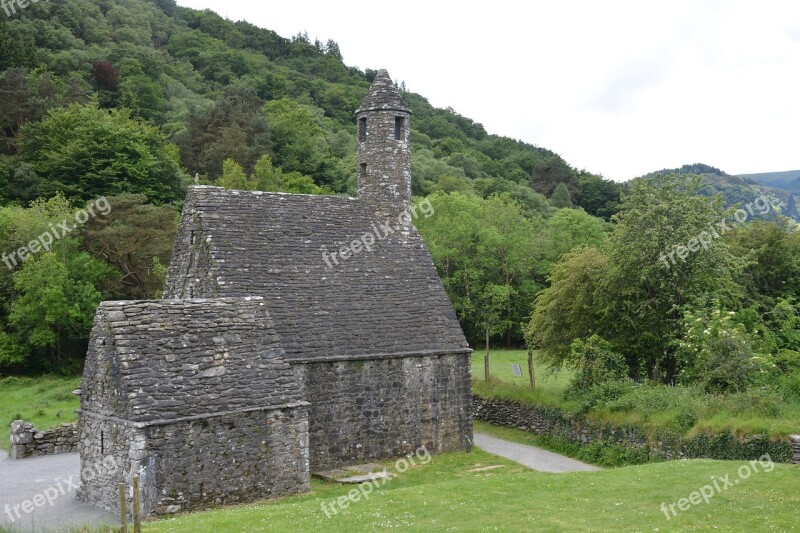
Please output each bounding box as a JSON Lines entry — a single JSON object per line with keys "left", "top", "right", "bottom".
{"left": 471, "top": 349, "right": 572, "bottom": 401}
{"left": 140, "top": 448, "right": 799, "bottom": 532}
{"left": 0, "top": 375, "right": 81, "bottom": 450}
{"left": 473, "top": 349, "right": 800, "bottom": 440}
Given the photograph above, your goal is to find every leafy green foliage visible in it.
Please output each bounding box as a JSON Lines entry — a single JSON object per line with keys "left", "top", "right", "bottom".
{"left": 550, "top": 182, "right": 573, "bottom": 208}
{"left": 83, "top": 194, "right": 178, "bottom": 300}
{"left": 13, "top": 104, "right": 187, "bottom": 204}
{"left": 676, "top": 304, "right": 758, "bottom": 393}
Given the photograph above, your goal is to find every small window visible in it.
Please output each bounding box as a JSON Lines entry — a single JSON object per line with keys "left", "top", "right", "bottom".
{"left": 100, "top": 431, "right": 105, "bottom": 454}
{"left": 359, "top": 163, "right": 367, "bottom": 179}
{"left": 358, "top": 118, "right": 367, "bottom": 142}
{"left": 394, "top": 116, "right": 404, "bottom": 140}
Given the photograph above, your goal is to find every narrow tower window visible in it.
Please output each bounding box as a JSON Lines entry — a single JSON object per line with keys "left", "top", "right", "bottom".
{"left": 359, "top": 163, "right": 367, "bottom": 180}
{"left": 100, "top": 431, "right": 105, "bottom": 454}
{"left": 358, "top": 118, "right": 367, "bottom": 142}
{"left": 394, "top": 116, "right": 404, "bottom": 140}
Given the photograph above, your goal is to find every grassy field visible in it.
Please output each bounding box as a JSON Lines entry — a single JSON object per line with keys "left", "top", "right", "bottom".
{"left": 0, "top": 375, "right": 81, "bottom": 450}
{"left": 138, "top": 448, "right": 798, "bottom": 532}
{"left": 471, "top": 349, "right": 572, "bottom": 402}
{"left": 473, "top": 349, "right": 800, "bottom": 439}
{"left": 0, "top": 369, "right": 797, "bottom": 532}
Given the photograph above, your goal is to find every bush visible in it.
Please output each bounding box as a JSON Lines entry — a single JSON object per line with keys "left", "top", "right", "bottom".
{"left": 572, "top": 379, "right": 635, "bottom": 413}
{"left": 564, "top": 335, "right": 627, "bottom": 399}
{"left": 777, "top": 371, "right": 800, "bottom": 402}
{"left": 605, "top": 384, "right": 707, "bottom": 432}
{"left": 722, "top": 387, "right": 785, "bottom": 418}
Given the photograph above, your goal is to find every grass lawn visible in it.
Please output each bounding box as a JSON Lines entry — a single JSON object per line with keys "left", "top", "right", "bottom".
{"left": 0, "top": 375, "right": 81, "bottom": 450}
{"left": 141, "top": 447, "right": 799, "bottom": 532}
{"left": 472, "top": 349, "right": 800, "bottom": 440}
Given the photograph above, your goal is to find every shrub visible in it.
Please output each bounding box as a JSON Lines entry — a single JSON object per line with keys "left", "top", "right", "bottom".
{"left": 777, "top": 371, "right": 800, "bottom": 402}
{"left": 564, "top": 335, "right": 627, "bottom": 399}
{"left": 722, "top": 387, "right": 785, "bottom": 418}
{"left": 677, "top": 304, "right": 757, "bottom": 393}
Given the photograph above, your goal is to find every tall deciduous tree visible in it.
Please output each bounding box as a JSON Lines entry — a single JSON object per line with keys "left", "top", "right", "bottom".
{"left": 83, "top": 193, "right": 178, "bottom": 300}
{"left": 14, "top": 104, "right": 187, "bottom": 204}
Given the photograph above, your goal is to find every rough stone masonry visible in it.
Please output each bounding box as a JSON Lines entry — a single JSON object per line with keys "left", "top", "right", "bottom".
{"left": 9, "top": 421, "right": 79, "bottom": 459}
{"left": 78, "top": 71, "right": 473, "bottom": 517}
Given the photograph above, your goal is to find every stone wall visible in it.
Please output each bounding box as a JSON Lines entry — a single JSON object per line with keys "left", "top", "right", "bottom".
{"left": 296, "top": 353, "right": 473, "bottom": 471}
{"left": 9, "top": 421, "right": 78, "bottom": 459}
{"left": 474, "top": 396, "right": 795, "bottom": 463}
{"left": 78, "top": 405, "right": 309, "bottom": 517}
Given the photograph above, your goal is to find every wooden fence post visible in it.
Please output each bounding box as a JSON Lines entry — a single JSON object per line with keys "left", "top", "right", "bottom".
{"left": 133, "top": 475, "right": 141, "bottom": 533}
{"left": 118, "top": 483, "right": 128, "bottom": 533}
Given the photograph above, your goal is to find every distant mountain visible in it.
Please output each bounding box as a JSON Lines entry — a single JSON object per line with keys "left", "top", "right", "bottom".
{"left": 739, "top": 170, "right": 800, "bottom": 195}
{"left": 643, "top": 164, "right": 800, "bottom": 222}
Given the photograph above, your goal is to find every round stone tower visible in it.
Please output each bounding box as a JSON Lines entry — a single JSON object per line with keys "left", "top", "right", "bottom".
{"left": 355, "top": 70, "right": 412, "bottom": 220}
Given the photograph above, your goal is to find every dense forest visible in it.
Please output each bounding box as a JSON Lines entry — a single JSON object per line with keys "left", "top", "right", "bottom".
{"left": 1, "top": 0, "right": 799, "bottom": 412}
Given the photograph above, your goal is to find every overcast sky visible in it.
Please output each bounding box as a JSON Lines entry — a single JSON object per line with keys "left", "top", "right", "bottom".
{"left": 176, "top": 0, "right": 800, "bottom": 181}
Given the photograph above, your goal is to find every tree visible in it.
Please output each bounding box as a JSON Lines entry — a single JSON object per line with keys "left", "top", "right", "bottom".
{"left": 528, "top": 174, "right": 745, "bottom": 383}
{"left": 526, "top": 247, "right": 611, "bottom": 366}
{"left": 176, "top": 85, "right": 271, "bottom": 179}
{"left": 325, "top": 39, "right": 342, "bottom": 61}
{"left": 577, "top": 171, "right": 622, "bottom": 220}
{"left": 0, "top": 68, "right": 34, "bottom": 153}
{"left": 550, "top": 182, "right": 573, "bottom": 208}
{"left": 476, "top": 283, "right": 514, "bottom": 379}
{"left": 8, "top": 252, "right": 107, "bottom": 368}
{"left": 83, "top": 194, "right": 178, "bottom": 300}
{"left": 726, "top": 218, "right": 800, "bottom": 308}
{"left": 91, "top": 60, "right": 120, "bottom": 92}
{"left": 530, "top": 155, "right": 579, "bottom": 199}
{"left": 0, "top": 196, "right": 115, "bottom": 371}
{"left": 220, "top": 158, "right": 250, "bottom": 190}
{"left": 249, "top": 155, "right": 332, "bottom": 195}
{"left": 13, "top": 104, "right": 187, "bottom": 204}
{"left": 541, "top": 208, "right": 607, "bottom": 269}
{"left": 604, "top": 175, "right": 743, "bottom": 382}
{"left": 417, "top": 192, "right": 545, "bottom": 345}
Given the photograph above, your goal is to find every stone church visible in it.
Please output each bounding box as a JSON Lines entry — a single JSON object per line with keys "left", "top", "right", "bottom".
{"left": 78, "top": 70, "right": 473, "bottom": 517}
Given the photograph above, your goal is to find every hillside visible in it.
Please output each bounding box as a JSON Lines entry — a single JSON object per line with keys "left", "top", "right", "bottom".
{"left": 0, "top": 0, "right": 620, "bottom": 218}
{"left": 645, "top": 164, "right": 800, "bottom": 222}
{"left": 740, "top": 170, "right": 800, "bottom": 195}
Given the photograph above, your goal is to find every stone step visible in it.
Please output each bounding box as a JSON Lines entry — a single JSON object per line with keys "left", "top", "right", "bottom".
{"left": 314, "top": 463, "right": 396, "bottom": 484}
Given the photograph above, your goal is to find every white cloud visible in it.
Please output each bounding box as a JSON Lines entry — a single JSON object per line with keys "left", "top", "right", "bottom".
{"left": 176, "top": 0, "right": 800, "bottom": 181}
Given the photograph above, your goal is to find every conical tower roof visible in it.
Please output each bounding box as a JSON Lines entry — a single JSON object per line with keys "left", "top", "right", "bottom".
{"left": 356, "top": 69, "right": 411, "bottom": 114}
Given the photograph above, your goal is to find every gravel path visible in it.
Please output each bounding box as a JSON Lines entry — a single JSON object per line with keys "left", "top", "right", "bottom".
{"left": 474, "top": 432, "right": 601, "bottom": 473}
{"left": 0, "top": 453, "right": 115, "bottom": 532}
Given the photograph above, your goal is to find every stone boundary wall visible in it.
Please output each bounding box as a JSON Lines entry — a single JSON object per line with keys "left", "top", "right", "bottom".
{"left": 9, "top": 420, "right": 79, "bottom": 459}
{"left": 473, "top": 396, "right": 797, "bottom": 463}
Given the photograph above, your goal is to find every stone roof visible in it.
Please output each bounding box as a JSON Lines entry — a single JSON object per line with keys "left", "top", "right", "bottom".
{"left": 81, "top": 298, "right": 304, "bottom": 424}
{"left": 356, "top": 69, "right": 411, "bottom": 115}
{"left": 165, "top": 187, "right": 470, "bottom": 361}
